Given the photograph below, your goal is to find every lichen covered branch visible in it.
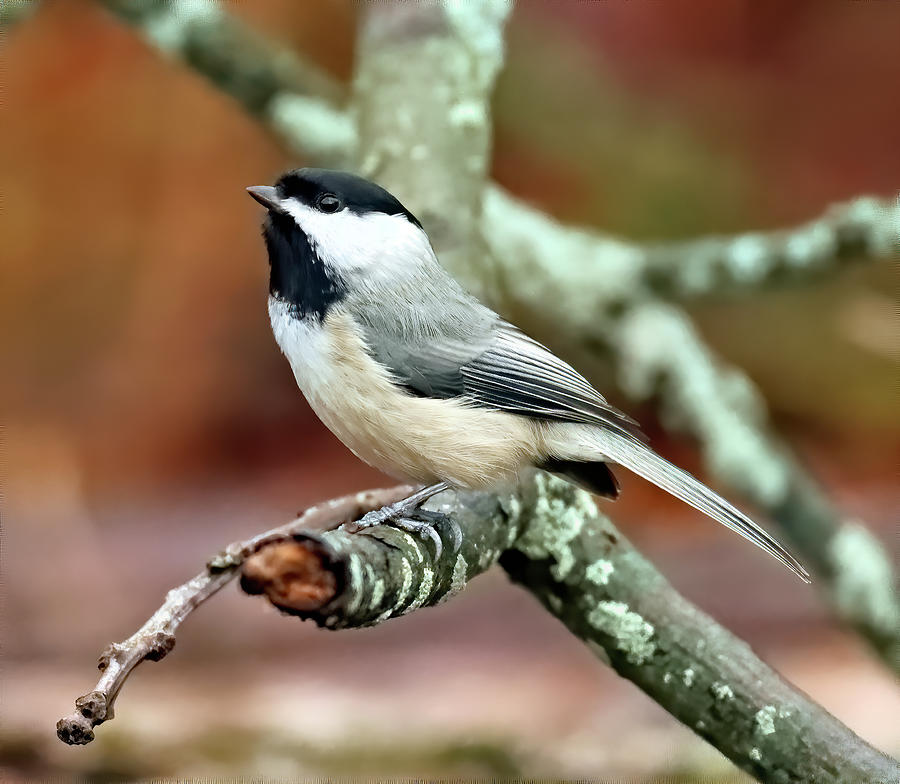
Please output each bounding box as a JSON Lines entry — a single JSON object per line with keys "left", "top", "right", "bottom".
{"left": 57, "top": 485, "right": 520, "bottom": 744}
{"left": 56, "top": 486, "right": 418, "bottom": 744}
{"left": 59, "top": 477, "right": 899, "bottom": 780}
{"left": 350, "top": 0, "right": 510, "bottom": 288}
{"left": 502, "top": 474, "right": 899, "bottom": 783}
{"left": 641, "top": 195, "right": 899, "bottom": 297}
{"left": 241, "top": 489, "right": 517, "bottom": 628}
{"left": 100, "top": 0, "right": 352, "bottom": 164}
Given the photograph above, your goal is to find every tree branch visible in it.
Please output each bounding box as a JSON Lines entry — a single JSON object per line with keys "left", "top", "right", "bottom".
{"left": 56, "top": 486, "right": 420, "bottom": 745}
{"left": 100, "top": 0, "right": 352, "bottom": 164}
{"left": 641, "top": 195, "right": 899, "bottom": 298}
{"left": 350, "top": 0, "right": 510, "bottom": 287}
{"left": 57, "top": 477, "right": 899, "bottom": 782}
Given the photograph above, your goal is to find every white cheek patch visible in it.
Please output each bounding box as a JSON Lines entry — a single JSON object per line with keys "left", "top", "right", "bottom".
{"left": 280, "top": 198, "right": 433, "bottom": 283}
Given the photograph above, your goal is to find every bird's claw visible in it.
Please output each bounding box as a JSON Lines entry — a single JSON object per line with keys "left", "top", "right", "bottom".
{"left": 350, "top": 505, "right": 444, "bottom": 559}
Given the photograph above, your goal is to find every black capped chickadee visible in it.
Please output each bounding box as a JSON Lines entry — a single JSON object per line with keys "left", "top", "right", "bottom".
{"left": 247, "top": 168, "right": 809, "bottom": 582}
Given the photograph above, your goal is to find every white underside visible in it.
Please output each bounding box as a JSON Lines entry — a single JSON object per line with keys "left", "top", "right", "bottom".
{"left": 268, "top": 298, "right": 559, "bottom": 488}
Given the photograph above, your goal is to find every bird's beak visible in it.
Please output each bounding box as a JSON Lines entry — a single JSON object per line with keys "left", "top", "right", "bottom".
{"left": 246, "top": 185, "right": 283, "bottom": 212}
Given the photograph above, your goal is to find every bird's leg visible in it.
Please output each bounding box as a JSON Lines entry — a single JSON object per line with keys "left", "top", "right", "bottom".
{"left": 348, "top": 482, "right": 451, "bottom": 557}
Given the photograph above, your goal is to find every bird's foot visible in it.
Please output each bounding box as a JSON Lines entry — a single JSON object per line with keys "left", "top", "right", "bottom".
{"left": 347, "top": 483, "right": 449, "bottom": 558}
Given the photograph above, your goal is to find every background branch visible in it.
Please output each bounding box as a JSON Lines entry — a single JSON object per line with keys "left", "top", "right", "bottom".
{"left": 351, "top": 0, "right": 511, "bottom": 286}
{"left": 641, "top": 195, "right": 899, "bottom": 298}
{"left": 98, "top": 0, "right": 897, "bottom": 296}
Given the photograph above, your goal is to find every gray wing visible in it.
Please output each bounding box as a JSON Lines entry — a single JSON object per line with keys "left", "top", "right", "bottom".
{"left": 358, "top": 309, "right": 810, "bottom": 581}
{"left": 360, "top": 316, "right": 646, "bottom": 443}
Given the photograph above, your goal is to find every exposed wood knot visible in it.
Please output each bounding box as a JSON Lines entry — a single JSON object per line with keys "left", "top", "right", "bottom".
{"left": 241, "top": 539, "right": 338, "bottom": 613}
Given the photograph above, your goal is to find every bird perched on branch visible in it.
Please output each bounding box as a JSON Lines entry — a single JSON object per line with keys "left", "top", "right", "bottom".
{"left": 248, "top": 168, "right": 809, "bottom": 581}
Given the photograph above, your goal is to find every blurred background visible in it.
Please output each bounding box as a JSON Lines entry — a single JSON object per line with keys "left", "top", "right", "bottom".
{"left": 2, "top": 0, "right": 898, "bottom": 779}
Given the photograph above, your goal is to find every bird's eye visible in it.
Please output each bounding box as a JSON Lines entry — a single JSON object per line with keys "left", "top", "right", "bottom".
{"left": 316, "top": 193, "right": 343, "bottom": 214}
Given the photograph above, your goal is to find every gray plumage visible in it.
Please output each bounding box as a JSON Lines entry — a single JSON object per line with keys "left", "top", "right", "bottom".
{"left": 349, "top": 282, "right": 806, "bottom": 578}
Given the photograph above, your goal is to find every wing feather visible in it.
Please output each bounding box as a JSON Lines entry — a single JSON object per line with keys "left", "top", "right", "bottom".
{"left": 360, "top": 317, "right": 645, "bottom": 442}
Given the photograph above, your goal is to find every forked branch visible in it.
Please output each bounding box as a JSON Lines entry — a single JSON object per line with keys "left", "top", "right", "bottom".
{"left": 57, "top": 477, "right": 898, "bottom": 782}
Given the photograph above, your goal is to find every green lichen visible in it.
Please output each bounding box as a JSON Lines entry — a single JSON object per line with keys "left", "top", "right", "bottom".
{"left": 587, "top": 600, "right": 656, "bottom": 665}
{"left": 344, "top": 554, "right": 365, "bottom": 616}
{"left": 516, "top": 474, "right": 596, "bottom": 580}
{"left": 500, "top": 491, "right": 523, "bottom": 529}
{"left": 711, "top": 682, "right": 734, "bottom": 701}
{"left": 396, "top": 531, "right": 424, "bottom": 565}
{"left": 585, "top": 559, "right": 614, "bottom": 586}
{"left": 404, "top": 564, "right": 435, "bottom": 614}
{"left": 847, "top": 196, "right": 899, "bottom": 255}
{"left": 828, "top": 521, "right": 899, "bottom": 640}
{"left": 438, "top": 554, "right": 468, "bottom": 604}
{"left": 368, "top": 570, "right": 385, "bottom": 611}
{"left": 396, "top": 556, "right": 414, "bottom": 606}
{"left": 755, "top": 705, "right": 777, "bottom": 736}
{"left": 143, "top": 0, "right": 221, "bottom": 54}
{"left": 448, "top": 99, "right": 486, "bottom": 128}
{"left": 267, "top": 94, "right": 356, "bottom": 163}
{"left": 726, "top": 233, "right": 772, "bottom": 283}
{"left": 784, "top": 221, "right": 833, "bottom": 267}
{"left": 749, "top": 747, "right": 762, "bottom": 762}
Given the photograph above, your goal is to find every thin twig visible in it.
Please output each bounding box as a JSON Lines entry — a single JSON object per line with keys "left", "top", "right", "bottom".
{"left": 56, "top": 486, "right": 411, "bottom": 745}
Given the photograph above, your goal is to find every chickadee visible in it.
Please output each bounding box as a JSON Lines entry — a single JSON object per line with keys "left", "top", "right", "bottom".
{"left": 248, "top": 168, "right": 809, "bottom": 581}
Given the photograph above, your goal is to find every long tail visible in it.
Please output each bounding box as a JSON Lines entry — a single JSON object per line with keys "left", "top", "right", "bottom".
{"left": 592, "top": 429, "right": 810, "bottom": 583}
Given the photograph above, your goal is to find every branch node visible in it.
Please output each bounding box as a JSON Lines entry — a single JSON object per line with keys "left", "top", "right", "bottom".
{"left": 76, "top": 691, "right": 111, "bottom": 723}
{"left": 97, "top": 644, "right": 119, "bottom": 671}
{"left": 145, "top": 631, "right": 177, "bottom": 662}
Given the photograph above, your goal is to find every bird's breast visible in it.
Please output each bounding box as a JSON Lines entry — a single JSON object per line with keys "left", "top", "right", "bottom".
{"left": 268, "top": 299, "right": 545, "bottom": 488}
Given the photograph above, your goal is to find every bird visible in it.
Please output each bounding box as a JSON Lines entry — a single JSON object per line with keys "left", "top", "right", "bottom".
{"left": 247, "top": 168, "right": 809, "bottom": 582}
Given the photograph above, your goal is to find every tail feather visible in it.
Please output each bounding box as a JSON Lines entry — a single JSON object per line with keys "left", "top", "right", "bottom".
{"left": 594, "top": 430, "right": 810, "bottom": 583}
